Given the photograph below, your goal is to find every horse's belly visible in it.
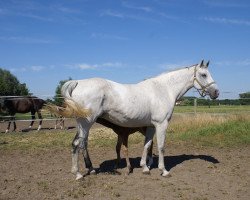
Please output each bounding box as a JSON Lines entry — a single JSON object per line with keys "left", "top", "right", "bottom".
{"left": 101, "top": 111, "right": 151, "bottom": 127}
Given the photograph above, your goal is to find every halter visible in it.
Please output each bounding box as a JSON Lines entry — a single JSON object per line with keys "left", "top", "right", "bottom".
{"left": 193, "top": 65, "right": 216, "bottom": 97}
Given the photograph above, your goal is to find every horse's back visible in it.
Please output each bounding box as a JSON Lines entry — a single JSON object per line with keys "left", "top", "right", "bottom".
{"left": 63, "top": 78, "right": 153, "bottom": 127}
{"left": 4, "top": 97, "right": 45, "bottom": 114}
{"left": 4, "top": 98, "right": 31, "bottom": 113}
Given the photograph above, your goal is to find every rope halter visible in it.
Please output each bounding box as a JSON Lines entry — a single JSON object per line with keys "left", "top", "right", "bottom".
{"left": 193, "top": 65, "right": 216, "bottom": 97}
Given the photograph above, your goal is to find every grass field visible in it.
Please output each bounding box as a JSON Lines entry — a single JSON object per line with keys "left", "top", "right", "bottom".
{"left": 1, "top": 112, "right": 249, "bottom": 151}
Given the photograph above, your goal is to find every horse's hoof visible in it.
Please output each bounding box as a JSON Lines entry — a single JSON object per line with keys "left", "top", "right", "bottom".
{"left": 112, "top": 169, "right": 121, "bottom": 175}
{"left": 89, "top": 169, "right": 96, "bottom": 175}
{"left": 140, "top": 161, "right": 146, "bottom": 167}
{"left": 147, "top": 157, "right": 153, "bottom": 168}
{"left": 71, "top": 168, "right": 78, "bottom": 174}
{"left": 142, "top": 167, "right": 150, "bottom": 175}
{"left": 76, "top": 172, "right": 83, "bottom": 180}
{"left": 161, "top": 170, "right": 171, "bottom": 177}
{"left": 143, "top": 170, "right": 150, "bottom": 175}
{"left": 125, "top": 167, "right": 133, "bottom": 175}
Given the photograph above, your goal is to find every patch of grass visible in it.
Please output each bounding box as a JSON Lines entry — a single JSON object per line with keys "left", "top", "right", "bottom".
{"left": 0, "top": 114, "right": 249, "bottom": 151}
{"left": 168, "top": 114, "right": 250, "bottom": 147}
{"left": 0, "top": 131, "right": 74, "bottom": 151}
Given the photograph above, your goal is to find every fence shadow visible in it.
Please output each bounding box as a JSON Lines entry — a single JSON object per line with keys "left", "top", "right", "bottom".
{"left": 97, "top": 154, "right": 219, "bottom": 174}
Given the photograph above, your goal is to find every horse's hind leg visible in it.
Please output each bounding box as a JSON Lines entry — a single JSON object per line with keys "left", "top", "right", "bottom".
{"left": 114, "top": 134, "right": 122, "bottom": 170}
{"left": 71, "top": 131, "right": 86, "bottom": 180}
{"left": 140, "top": 127, "right": 155, "bottom": 174}
{"left": 147, "top": 140, "right": 154, "bottom": 168}
{"left": 71, "top": 118, "right": 94, "bottom": 180}
{"left": 13, "top": 118, "right": 17, "bottom": 132}
{"left": 61, "top": 118, "right": 65, "bottom": 129}
{"left": 122, "top": 134, "right": 132, "bottom": 175}
{"left": 141, "top": 128, "right": 154, "bottom": 169}
{"left": 5, "top": 121, "right": 11, "bottom": 133}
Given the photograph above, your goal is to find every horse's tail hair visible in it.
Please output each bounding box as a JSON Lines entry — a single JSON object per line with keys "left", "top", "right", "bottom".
{"left": 45, "top": 80, "right": 91, "bottom": 118}
{"left": 45, "top": 99, "right": 90, "bottom": 118}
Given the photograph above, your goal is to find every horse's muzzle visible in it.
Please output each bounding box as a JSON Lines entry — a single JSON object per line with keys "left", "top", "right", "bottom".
{"left": 210, "top": 89, "right": 220, "bottom": 99}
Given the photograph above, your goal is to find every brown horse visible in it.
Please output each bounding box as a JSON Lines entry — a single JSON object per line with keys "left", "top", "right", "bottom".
{"left": 96, "top": 118, "right": 153, "bottom": 174}
{"left": 0, "top": 96, "right": 46, "bottom": 133}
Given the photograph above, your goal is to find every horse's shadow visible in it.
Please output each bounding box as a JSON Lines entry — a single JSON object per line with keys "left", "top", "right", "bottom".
{"left": 97, "top": 154, "right": 219, "bottom": 174}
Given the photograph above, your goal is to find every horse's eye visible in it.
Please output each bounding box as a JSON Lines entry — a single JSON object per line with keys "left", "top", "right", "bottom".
{"left": 201, "top": 74, "right": 207, "bottom": 78}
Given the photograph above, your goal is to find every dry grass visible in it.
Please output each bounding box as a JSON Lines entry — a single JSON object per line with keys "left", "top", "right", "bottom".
{"left": 168, "top": 113, "right": 250, "bottom": 147}
{"left": 169, "top": 113, "right": 249, "bottom": 133}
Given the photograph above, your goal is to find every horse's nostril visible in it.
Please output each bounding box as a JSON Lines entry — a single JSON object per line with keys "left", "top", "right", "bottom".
{"left": 215, "top": 89, "right": 219, "bottom": 97}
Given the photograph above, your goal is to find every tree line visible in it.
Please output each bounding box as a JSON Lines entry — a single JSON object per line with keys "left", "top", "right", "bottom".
{"left": 1, "top": 68, "right": 250, "bottom": 106}
{"left": 178, "top": 94, "right": 250, "bottom": 106}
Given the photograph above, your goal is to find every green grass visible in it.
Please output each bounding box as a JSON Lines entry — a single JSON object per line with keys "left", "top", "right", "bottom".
{"left": 0, "top": 113, "right": 249, "bottom": 151}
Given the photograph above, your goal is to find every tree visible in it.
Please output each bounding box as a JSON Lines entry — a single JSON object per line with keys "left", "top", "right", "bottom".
{"left": 0, "top": 68, "right": 29, "bottom": 96}
{"left": 53, "top": 77, "right": 72, "bottom": 106}
{"left": 239, "top": 92, "right": 250, "bottom": 105}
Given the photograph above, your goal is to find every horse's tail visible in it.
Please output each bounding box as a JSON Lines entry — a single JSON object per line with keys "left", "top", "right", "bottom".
{"left": 61, "top": 80, "right": 78, "bottom": 99}
{"left": 45, "top": 81, "right": 91, "bottom": 118}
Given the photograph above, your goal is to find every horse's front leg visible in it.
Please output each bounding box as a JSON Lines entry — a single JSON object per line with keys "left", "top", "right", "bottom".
{"left": 37, "top": 111, "right": 42, "bottom": 131}
{"left": 140, "top": 127, "right": 155, "bottom": 174}
{"left": 155, "top": 121, "right": 170, "bottom": 177}
{"left": 82, "top": 147, "right": 96, "bottom": 175}
{"left": 6, "top": 116, "right": 15, "bottom": 133}
{"left": 71, "top": 133, "right": 81, "bottom": 180}
{"left": 29, "top": 111, "right": 35, "bottom": 129}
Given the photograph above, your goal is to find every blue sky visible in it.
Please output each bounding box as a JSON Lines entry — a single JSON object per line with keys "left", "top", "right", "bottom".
{"left": 0, "top": 0, "right": 249, "bottom": 99}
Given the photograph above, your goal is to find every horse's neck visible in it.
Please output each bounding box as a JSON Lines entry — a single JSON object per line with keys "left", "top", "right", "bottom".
{"left": 154, "top": 66, "right": 195, "bottom": 101}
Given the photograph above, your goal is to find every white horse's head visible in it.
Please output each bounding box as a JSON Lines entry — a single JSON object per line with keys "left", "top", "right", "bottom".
{"left": 193, "top": 60, "right": 219, "bottom": 99}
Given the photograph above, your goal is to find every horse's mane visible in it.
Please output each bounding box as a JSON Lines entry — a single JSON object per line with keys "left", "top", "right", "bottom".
{"left": 142, "top": 63, "right": 197, "bottom": 82}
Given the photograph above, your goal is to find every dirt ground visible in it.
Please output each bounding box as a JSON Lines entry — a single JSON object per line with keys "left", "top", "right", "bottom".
{"left": 0, "top": 120, "right": 249, "bottom": 200}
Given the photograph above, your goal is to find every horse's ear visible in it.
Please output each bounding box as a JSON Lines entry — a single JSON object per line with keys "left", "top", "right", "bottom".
{"left": 198, "top": 60, "right": 204, "bottom": 68}
{"left": 206, "top": 60, "right": 210, "bottom": 68}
